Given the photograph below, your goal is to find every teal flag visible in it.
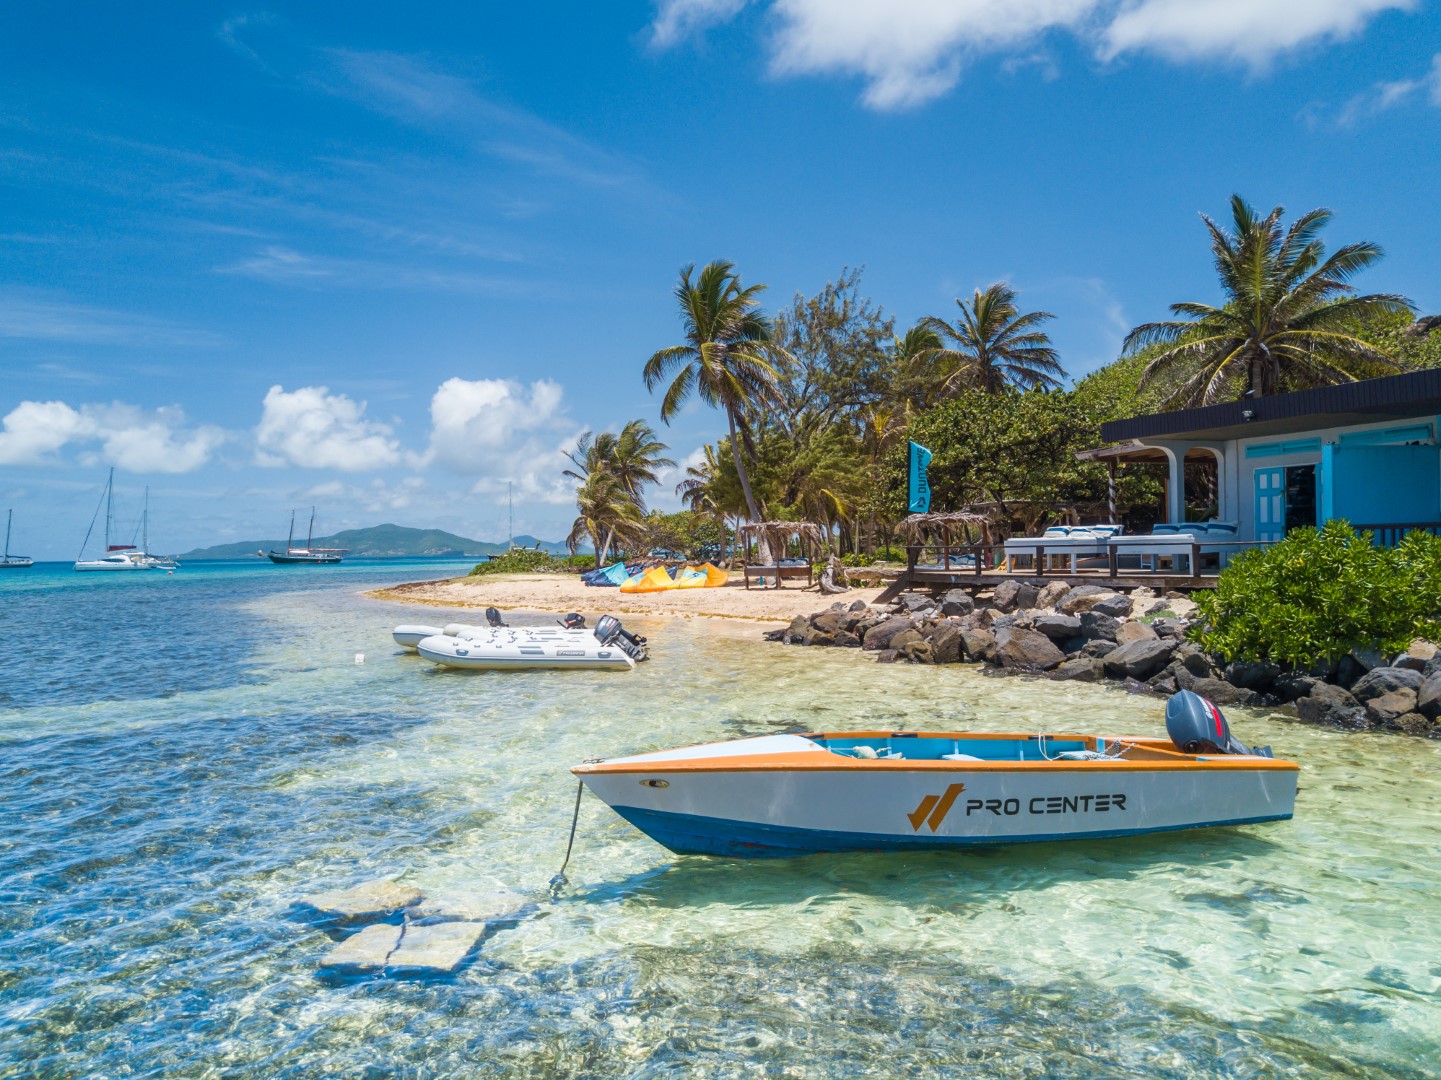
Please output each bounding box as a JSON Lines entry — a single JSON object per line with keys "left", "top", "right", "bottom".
{"left": 908, "top": 441, "right": 932, "bottom": 513}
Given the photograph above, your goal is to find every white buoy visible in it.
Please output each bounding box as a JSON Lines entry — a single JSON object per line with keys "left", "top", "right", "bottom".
{"left": 354, "top": 652, "right": 365, "bottom": 664}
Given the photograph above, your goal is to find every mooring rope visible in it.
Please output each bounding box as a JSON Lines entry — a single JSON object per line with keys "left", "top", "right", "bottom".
{"left": 549, "top": 778, "right": 586, "bottom": 897}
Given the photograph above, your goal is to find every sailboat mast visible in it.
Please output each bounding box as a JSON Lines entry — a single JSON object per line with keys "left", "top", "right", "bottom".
{"left": 508, "top": 481, "right": 513, "bottom": 550}
{"left": 4, "top": 509, "right": 10, "bottom": 559}
{"left": 307, "top": 507, "right": 315, "bottom": 548}
{"left": 287, "top": 510, "right": 296, "bottom": 551}
{"left": 105, "top": 467, "right": 114, "bottom": 548}
{"left": 143, "top": 487, "right": 149, "bottom": 553}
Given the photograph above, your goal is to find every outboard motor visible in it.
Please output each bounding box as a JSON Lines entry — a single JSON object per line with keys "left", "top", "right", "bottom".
{"left": 485, "top": 607, "right": 506, "bottom": 628}
{"left": 559, "top": 612, "right": 586, "bottom": 630}
{"left": 593, "top": 614, "right": 649, "bottom": 662}
{"left": 1165, "top": 690, "right": 1272, "bottom": 757}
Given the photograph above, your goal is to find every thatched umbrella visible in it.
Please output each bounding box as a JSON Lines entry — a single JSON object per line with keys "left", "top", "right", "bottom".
{"left": 738, "top": 521, "right": 826, "bottom": 563}
{"left": 900, "top": 510, "right": 993, "bottom": 569}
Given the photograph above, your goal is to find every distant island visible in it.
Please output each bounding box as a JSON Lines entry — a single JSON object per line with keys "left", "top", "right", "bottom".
{"left": 177, "top": 523, "right": 573, "bottom": 561}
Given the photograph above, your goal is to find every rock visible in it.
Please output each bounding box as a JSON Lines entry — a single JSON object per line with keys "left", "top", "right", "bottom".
{"left": 1272, "top": 673, "right": 1318, "bottom": 702}
{"left": 386, "top": 921, "right": 487, "bottom": 974}
{"left": 874, "top": 649, "right": 901, "bottom": 664}
{"left": 799, "top": 628, "right": 835, "bottom": 646}
{"left": 992, "top": 580, "right": 1040, "bottom": 613}
{"left": 1034, "top": 613, "right": 1082, "bottom": 642}
{"left": 1394, "top": 653, "right": 1428, "bottom": 673}
{"left": 784, "top": 615, "right": 810, "bottom": 644}
{"left": 1051, "top": 657, "right": 1106, "bottom": 682}
{"left": 319, "top": 923, "right": 403, "bottom": 972}
{"left": 1115, "top": 621, "right": 1159, "bottom": 645}
{"left": 810, "top": 610, "right": 847, "bottom": 634}
{"left": 861, "top": 616, "right": 914, "bottom": 651}
{"left": 833, "top": 630, "right": 861, "bottom": 648}
{"left": 1365, "top": 688, "right": 1419, "bottom": 725}
{"left": 996, "top": 628, "right": 1066, "bottom": 672}
{"left": 1147, "top": 670, "right": 1178, "bottom": 696}
{"left": 762, "top": 627, "right": 786, "bottom": 642}
{"left": 1079, "top": 611, "right": 1120, "bottom": 641}
{"left": 1103, "top": 639, "right": 1177, "bottom": 681}
{"left": 1035, "top": 581, "right": 1070, "bottom": 610}
{"left": 1296, "top": 683, "right": 1366, "bottom": 728}
{"left": 1081, "top": 639, "right": 1118, "bottom": 658}
{"left": 900, "top": 593, "right": 934, "bottom": 614}
{"left": 1349, "top": 646, "right": 1386, "bottom": 674}
{"left": 411, "top": 889, "right": 530, "bottom": 925}
{"left": 1131, "top": 586, "right": 1157, "bottom": 599}
{"left": 1150, "top": 618, "right": 1189, "bottom": 641}
{"left": 1333, "top": 654, "right": 1367, "bottom": 690}
{"left": 1389, "top": 712, "right": 1434, "bottom": 736}
{"left": 1184, "top": 676, "right": 1262, "bottom": 707}
{"left": 939, "top": 589, "right": 976, "bottom": 617}
{"left": 1058, "top": 586, "right": 1113, "bottom": 616}
{"left": 901, "top": 640, "right": 934, "bottom": 664}
{"left": 930, "top": 623, "right": 963, "bottom": 664}
{"left": 1417, "top": 673, "right": 1441, "bottom": 720}
{"left": 889, "top": 629, "right": 924, "bottom": 653}
{"left": 1223, "top": 660, "right": 1281, "bottom": 692}
{"left": 1350, "top": 666, "right": 1423, "bottom": 704}
{"left": 1176, "top": 647, "right": 1217, "bottom": 679}
{"left": 960, "top": 629, "right": 997, "bottom": 664}
{"left": 1061, "top": 635, "right": 1088, "bottom": 655}
{"left": 848, "top": 599, "right": 869, "bottom": 612}
{"left": 1407, "top": 638, "right": 1437, "bottom": 661}
{"left": 1090, "top": 594, "right": 1134, "bottom": 618}
{"left": 299, "top": 878, "right": 423, "bottom": 923}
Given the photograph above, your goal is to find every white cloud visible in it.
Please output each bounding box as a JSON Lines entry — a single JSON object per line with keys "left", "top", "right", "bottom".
{"left": 0, "top": 399, "right": 225, "bottom": 471}
{"left": 653, "top": 0, "right": 1416, "bottom": 109}
{"left": 215, "top": 246, "right": 515, "bottom": 294}
{"left": 1336, "top": 52, "right": 1441, "bottom": 126}
{"left": 254, "top": 385, "right": 404, "bottom": 471}
{"left": 0, "top": 290, "right": 222, "bottom": 346}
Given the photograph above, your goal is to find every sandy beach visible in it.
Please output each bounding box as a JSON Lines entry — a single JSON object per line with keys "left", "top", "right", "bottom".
{"left": 367, "top": 571, "right": 890, "bottom": 623}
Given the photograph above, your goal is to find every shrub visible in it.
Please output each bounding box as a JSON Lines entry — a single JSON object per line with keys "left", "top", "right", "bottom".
{"left": 556, "top": 554, "right": 596, "bottom": 571}
{"left": 468, "top": 549, "right": 557, "bottom": 576}
{"left": 1191, "top": 520, "right": 1441, "bottom": 666}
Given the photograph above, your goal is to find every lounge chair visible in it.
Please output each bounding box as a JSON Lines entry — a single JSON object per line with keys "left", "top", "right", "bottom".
{"left": 1002, "top": 524, "right": 1123, "bottom": 573}
{"left": 1105, "top": 521, "right": 1239, "bottom": 573}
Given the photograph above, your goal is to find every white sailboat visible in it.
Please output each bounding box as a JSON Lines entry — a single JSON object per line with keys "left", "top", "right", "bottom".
{"left": 75, "top": 469, "right": 154, "bottom": 572}
{"left": 138, "top": 488, "right": 179, "bottom": 569}
{"left": 1, "top": 509, "right": 33, "bottom": 569}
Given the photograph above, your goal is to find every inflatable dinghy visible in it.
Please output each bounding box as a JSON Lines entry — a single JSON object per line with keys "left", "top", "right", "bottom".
{"left": 410, "top": 614, "right": 648, "bottom": 671}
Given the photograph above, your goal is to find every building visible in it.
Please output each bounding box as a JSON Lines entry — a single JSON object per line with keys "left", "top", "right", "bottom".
{"left": 1089, "top": 367, "right": 1441, "bottom": 550}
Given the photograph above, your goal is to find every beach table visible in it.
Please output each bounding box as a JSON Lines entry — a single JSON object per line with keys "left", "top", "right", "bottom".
{"left": 743, "top": 562, "right": 814, "bottom": 589}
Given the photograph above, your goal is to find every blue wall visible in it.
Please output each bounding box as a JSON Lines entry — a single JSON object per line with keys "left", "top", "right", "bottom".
{"left": 1322, "top": 443, "right": 1440, "bottom": 524}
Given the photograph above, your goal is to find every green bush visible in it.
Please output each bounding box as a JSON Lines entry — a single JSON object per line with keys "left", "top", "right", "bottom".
{"left": 556, "top": 554, "right": 596, "bottom": 571}
{"left": 1191, "top": 521, "right": 1441, "bottom": 666}
{"left": 841, "top": 546, "right": 905, "bottom": 567}
{"left": 468, "top": 549, "right": 557, "bottom": 576}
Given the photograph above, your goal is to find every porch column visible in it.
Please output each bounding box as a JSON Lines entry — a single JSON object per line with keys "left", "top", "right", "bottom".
{"left": 1165, "top": 447, "right": 1185, "bottom": 523}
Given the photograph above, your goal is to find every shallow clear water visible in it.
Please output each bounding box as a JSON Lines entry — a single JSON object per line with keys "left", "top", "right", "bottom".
{"left": 2, "top": 560, "right": 1439, "bottom": 1077}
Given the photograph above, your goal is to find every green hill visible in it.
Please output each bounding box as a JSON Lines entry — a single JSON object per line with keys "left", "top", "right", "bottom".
{"left": 178, "top": 523, "right": 573, "bottom": 560}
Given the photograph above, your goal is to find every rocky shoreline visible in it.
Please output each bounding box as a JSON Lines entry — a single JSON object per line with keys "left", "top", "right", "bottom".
{"left": 765, "top": 579, "right": 1441, "bottom": 738}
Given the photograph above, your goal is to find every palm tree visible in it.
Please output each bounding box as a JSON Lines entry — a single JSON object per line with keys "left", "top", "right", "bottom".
{"left": 643, "top": 261, "right": 786, "bottom": 526}
{"left": 919, "top": 283, "right": 1065, "bottom": 395}
{"left": 675, "top": 443, "right": 739, "bottom": 564}
{"left": 1126, "top": 195, "right": 1413, "bottom": 407}
{"left": 564, "top": 420, "right": 674, "bottom": 512}
{"left": 889, "top": 323, "right": 944, "bottom": 411}
{"left": 567, "top": 471, "right": 642, "bottom": 566}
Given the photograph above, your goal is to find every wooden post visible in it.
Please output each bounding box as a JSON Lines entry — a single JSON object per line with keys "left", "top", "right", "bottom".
{"left": 1190, "top": 539, "right": 1201, "bottom": 581}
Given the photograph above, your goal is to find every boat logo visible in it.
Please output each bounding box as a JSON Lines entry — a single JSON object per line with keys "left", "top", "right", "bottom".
{"left": 907, "top": 784, "right": 966, "bottom": 832}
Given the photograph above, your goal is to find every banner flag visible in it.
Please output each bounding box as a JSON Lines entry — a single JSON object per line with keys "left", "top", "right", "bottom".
{"left": 908, "top": 441, "right": 932, "bottom": 514}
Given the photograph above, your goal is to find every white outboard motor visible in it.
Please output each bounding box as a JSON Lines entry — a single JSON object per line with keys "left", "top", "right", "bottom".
{"left": 594, "top": 615, "right": 649, "bottom": 662}
{"left": 1165, "top": 690, "right": 1272, "bottom": 757}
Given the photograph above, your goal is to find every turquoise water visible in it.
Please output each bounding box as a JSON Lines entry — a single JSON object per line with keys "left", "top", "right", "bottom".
{"left": 2, "top": 560, "right": 1439, "bottom": 1077}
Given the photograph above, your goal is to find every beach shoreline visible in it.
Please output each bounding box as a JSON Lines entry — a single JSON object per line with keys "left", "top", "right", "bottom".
{"left": 365, "top": 571, "right": 890, "bottom": 623}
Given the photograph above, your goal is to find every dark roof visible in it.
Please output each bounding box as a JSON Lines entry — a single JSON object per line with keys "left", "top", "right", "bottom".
{"left": 1100, "top": 369, "right": 1441, "bottom": 443}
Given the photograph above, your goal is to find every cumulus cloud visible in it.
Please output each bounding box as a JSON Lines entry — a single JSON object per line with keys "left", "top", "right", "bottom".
{"left": 0, "top": 399, "right": 225, "bottom": 471}
{"left": 1336, "top": 52, "right": 1441, "bottom": 126}
{"left": 254, "top": 384, "right": 404, "bottom": 471}
{"left": 652, "top": 0, "right": 1415, "bottom": 108}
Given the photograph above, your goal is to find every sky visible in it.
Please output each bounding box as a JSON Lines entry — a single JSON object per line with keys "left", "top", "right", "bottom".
{"left": 2, "top": 1, "right": 1440, "bottom": 558}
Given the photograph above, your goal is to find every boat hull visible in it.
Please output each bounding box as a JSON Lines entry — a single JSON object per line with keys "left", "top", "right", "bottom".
{"left": 267, "top": 551, "right": 342, "bottom": 564}
{"left": 0, "top": 558, "right": 33, "bottom": 569}
{"left": 575, "top": 733, "right": 1298, "bottom": 858}
{"left": 75, "top": 558, "right": 151, "bottom": 571}
{"left": 416, "top": 632, "right": 634, "bottom": 671}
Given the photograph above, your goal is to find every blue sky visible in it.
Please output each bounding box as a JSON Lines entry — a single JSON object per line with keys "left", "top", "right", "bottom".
{"left": 3, "top": 2, "right": 1440, "bottom": 558}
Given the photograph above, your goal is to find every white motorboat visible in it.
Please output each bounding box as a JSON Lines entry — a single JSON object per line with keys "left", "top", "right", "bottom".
{"left": 572, "top": 691, "right": 1298, "bottom": 858}
{"left": 409, "top": 614, "right": 648, "bottom": 671}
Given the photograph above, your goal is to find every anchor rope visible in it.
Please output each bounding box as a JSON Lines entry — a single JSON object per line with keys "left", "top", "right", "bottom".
{"left": 549, "top": 777, "right": 586, "bottom": 897}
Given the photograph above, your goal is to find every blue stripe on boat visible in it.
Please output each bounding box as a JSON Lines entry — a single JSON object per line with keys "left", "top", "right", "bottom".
{"left": 611, "top": 806, "right": 1293, "bottom": 859}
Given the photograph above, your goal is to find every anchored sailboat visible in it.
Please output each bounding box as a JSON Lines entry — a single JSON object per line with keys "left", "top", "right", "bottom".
{"left": 1, "top": 509, "right": 33, "bottom": 569}
{"left": 75, "top": 468, "right": 152, "bottom": 571}
{"left": 266, "top": 508, "right": 346, "bottom": 564}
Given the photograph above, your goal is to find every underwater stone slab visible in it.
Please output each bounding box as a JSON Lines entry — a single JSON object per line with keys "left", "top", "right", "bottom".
{"left": 299, "top": 878, "right": 423, "bottom": 922}
{"left": 387, "top": 921, "right": 486, "bottom": 973}
{"left": 319, "top": 923, "right": 402, "bottom": 972}
{"left": 411, "top": 888, "right": 531, "bottom": 925}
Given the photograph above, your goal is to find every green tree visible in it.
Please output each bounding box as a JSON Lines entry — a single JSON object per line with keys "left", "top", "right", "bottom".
{"left": 563, "top": 420, "right": 674, "bottom": 510}
{"left": 918, "top": 283, "right": 1065, "bottom": 396}
{"left": 567, "top": 472, "right": 642, "bottom": 565}
{"left": 1126, "top": 195, "right": 1413, "bottom": 407}
{"left": 643, "top": 260, "right": 786, "bottom": 526}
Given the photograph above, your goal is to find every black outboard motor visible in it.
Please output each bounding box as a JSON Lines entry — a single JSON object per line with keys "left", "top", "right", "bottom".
{"left": 559, "top": 612, "right": 586, "bottom": 629}
{"left": 485, "top": 607, "right": 506, "bottom": 628}
{"left": 593, "top": 614, "right": 649, "bottom": 662}
{"left": 1165, "top": 690, "right": 1272, "bottom": 757}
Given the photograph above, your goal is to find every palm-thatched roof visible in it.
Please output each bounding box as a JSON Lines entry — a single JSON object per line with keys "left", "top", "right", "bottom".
{"left": 738, "top": 521, "right": 826, "bottom": 553}
{"left": 900, "top": 511, "right": 992, "bottom": 541}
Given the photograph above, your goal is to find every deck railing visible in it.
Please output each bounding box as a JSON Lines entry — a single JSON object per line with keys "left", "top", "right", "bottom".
{"left": 1354, "top": 522, "right": 1441, "bottom": 548}
{"left": 908, "top": 538, "right": 1278, "bottom": 581}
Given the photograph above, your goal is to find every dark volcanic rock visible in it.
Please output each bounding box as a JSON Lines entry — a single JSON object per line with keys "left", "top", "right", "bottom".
{"left": 799, "top": 628, "right": 835, "bottom": 646}
{"left": 1034, "top": 613, "right": 1082, "bottom": 642}
{"left": 1115, "top": 621, "right": 1159, "bottom": 645}
{"left": 1272, "top": 672, "right": 1318, "bottom": 702}
{"left": 996, "top": 629, "right": 1066, "bottom": 672}
{"left": 832, "top": 631, "right": 861, "bottom": 648}
{"left": 784, "top": 615, "right": 810, "bottom": 644}
{"left": 1388, "top": 712, "right": 1434, "bottom": 736}
{"left": 1149, "top": 618, "right": 1189, "bottom": 641}
{"left": 1058, "top": 586, "right": 1112, "bottom": 615}
{"left": 939, "top": 589, "right": 976, "bottom": 617}
{"left": 862, "top": 616, "right": 914, "bottom": 651}
{"left": 848, "top": 599, "right": 869, "bottom": 612}
{"left": 1079, "top": 611, "right": 1120, "bottom": 641}
{"left": 1365, "top": 688, "right": 1419, "bottom": 725}
{"left": 888, "top": 629, "right": 924, "bottom": 653}
{"left": 1147, "top": 670, "right": 1179, "bottom": 696}
{"left": 1349, "top": 666, "right": 1423, "bottom": 703}
{"left": 1081, "top": 639, "right": 1119, "bottom": 659}
{"left": 960, "top": 629, "right": 997, "bottom": 664}
{"left": 1296, "top": 683, "right": 1366, "bottom": 728}
{"left": 874, "top": 649, "right": 901, "bottom": 664}
{"left": 900, "top": 593, "right": 935, "bottom": 614}
{"left": 992, "top": 579, "right": 1040, "bottom": 613}
{"left": 901, "top": 639, "right": 934, "bottom": 664}
{"left": 1223, "top": 660, "right": 1282, "bottom": 692}
{"left": 1103, "top": 639, "right": 1177, "bottom": 681}
{"left": 1417, "top": 672, "right": 1441, "bottom": 720}
{"left": 1035, "top": 581, "right": 1070, "bottom": 610}
{"left": 810, "top": 610, "right": 847, "bottom": 634}
{"left": 1091, "top": 593, "right": 1134, "bottom": 618}
{"left": 1051, "top": 657, "right": 1106, "bottom": 682}
{"left": 1183, "top": 676, "right": 1262, "bottom": 707}
{"left": 930, "top": 623, "right": 963, "bottom": 664}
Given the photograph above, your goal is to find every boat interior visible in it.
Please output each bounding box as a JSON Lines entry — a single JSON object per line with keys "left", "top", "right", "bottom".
{"left": 805, "top": 732, "right": 1188, "bottom": 762}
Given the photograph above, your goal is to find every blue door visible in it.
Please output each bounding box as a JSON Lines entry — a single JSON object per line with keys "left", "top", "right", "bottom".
{"left": 1255, "top": 468, "right": 1285, "bottom": 542}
